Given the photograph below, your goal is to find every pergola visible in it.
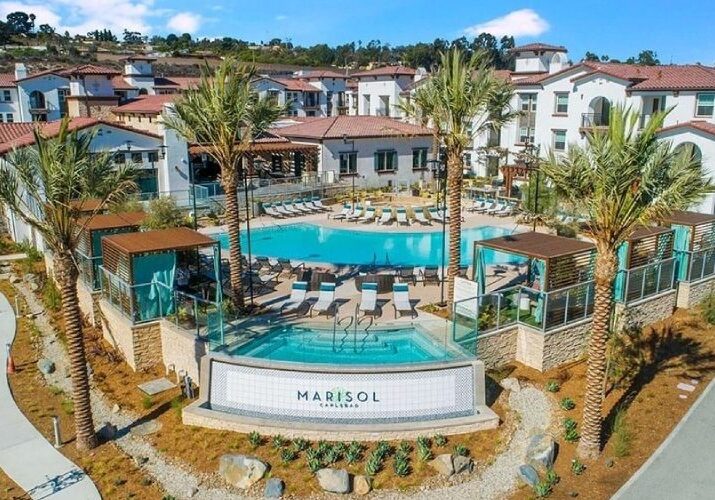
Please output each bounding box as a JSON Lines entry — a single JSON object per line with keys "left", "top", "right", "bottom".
{"left": 661, "top": 210, "right": 715, "bottom": 281}
{"left": 76, "top": 211, "right": 145, "bottom": 290}
{"left": 499, "top": 162, "right": 535, "bottom": 198}
{"left": 100, "top": 227, "right": 222, "bottom": 329}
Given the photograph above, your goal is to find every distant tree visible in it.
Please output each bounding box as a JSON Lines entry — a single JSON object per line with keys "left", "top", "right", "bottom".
{"left": 122, "top": 29, "right": 143, "bottom": 44}
{"left": 584, "top": 51, "right": 600, "bottom": 62}
{"left": 635, "top": 50, "right": 660, "bottom": 66}
{"left": 38, "top": 24, "right": 55, "bottom": 36}
{"left": 141, "top": 197, "right": 186, "bottom": 230}
{"left": 0, "top": 21, "right": 11, "bottom": 44}
{"left": 6, "top": 11, "right": 35, "bottom": 35}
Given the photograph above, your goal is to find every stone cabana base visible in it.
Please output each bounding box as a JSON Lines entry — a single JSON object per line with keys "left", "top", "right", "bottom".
{"left": 676, "top": 278, "right": 715, "bottom": 309}
{"left": 614, "top": 290, "right": 677, "bottom": 332}
{"left": 77, "top": 283, "right": 102, "bottom": 328}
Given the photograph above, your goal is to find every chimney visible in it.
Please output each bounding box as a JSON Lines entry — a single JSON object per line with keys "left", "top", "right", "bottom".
{"left": 14, "top": 63, "right": 27, "bottom": 80}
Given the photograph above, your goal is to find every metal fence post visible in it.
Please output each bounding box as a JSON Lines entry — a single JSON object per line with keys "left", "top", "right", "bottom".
{"left": 624, "top": 270, "right": 630, "bottom": 303}
{"left": 584, "top": 283, "right": 591, "bottom": 319}
{"left": 656, "top": 262, "right": 663, "bottom": 295}
{"left": 542, "top": 292, "right": 548, "bottom": 330}
{"left": 564, "top": 289, "right": 571, "bottom": 325}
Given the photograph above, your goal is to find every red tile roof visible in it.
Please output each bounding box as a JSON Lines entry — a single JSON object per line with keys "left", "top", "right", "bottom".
{"left": 113, "top": 94, "right": 176, "bottom": 114}
{"left": 111, "top": 75, "right": 136, "bottom": 90}
{"left": 63, "top": 64, "right": 121, "bottom": 77}
{"left": 0, "top": 118, "right": 160, "bottom": 154}
{"left": 272, "top": 116, "right": 433, "bottom": 140}
{"left": 510, "top": 43, "right": 568, "bottom": 53}
{"left": 658, "top": 121, "right": 715, "bottom": 138}
{"left": 573, "top": 62, "right": 715, "bottom": 91}
{"left": 297, "top": 70, "right": 347, "bottom": 79}
{"left": 153, "top": 76, "right": 201, "bottom": 89}
{"left": 0, "top": 73, "right": 16, "bottom": 87}
{"left": 352, "top": 66, "right": 417, "bottom": 78}
{"left": 273, "top": 77, "right": 319, "bottom": 92}
{"left": 0, "top": 123, "right": 36, "bottom": 144}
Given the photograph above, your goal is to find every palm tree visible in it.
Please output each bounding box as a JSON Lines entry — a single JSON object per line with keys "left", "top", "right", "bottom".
{"left": 408, "top": 48, "right": 519, "bottom": 304}
{"left": 165, "top": 58, "right": 285, "bottom": 310}
{"left": 0, "top": 120, "right": 137, "bottom": 450}
{"left": 541, "top": 106, "right": 711, "bottom": 459}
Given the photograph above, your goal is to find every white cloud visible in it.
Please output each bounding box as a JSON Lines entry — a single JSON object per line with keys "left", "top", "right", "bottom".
{"left": 464, "top": 9, "right": 549, "bottom": 38}
{"left": 275, "top": 14, "right": 287, "bottom": 21}
{"left": 166, "top": 12, "right": 202, "bottom": 33}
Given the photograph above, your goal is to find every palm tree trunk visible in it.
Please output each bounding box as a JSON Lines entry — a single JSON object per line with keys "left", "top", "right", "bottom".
{"left": 578, "top": 249, "right": 617, "bottom": 459}
{"left": 55, "top": 253, "right": 98, "bottom": 450}
{"left": 222, "top": 173, "right": 245, "bottom": 310}
{"left": 446, "top": 150, "right": 463, "bottom": 306}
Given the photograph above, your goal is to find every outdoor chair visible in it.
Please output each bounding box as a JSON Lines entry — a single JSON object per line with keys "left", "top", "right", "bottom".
{"left": 274, "top": 203, "right": 294, "bottom": 217}
{"left": 332, "top": 203, "right": 353, "bottom": 221}
{"left": 475, "top": 200, "right": 496, "bottom": 213}
{"left": 495, "top": 203, "right": 516, "bottom": 217}
{"left": 244, "top": 270, "right": 279, "bottom": 295}
{"left": 346, "top": 205, "right": 364, "bottom": 221}
{"left": 398, "top": 266, "right": 417, "bottom": 285}
{"left": 312, "top": 197, "right": 331, "bottom": 211}
{"left": 396, "top": 207, "right": 410, "bottom": 226}
{"left": 378, "top": 207, "right": 394, "bottom": 225}
{"left": 282, "top": 201, "right": 301, "bottom": 215}
{"left": 467, "top": 199, "right": 486, "bottom": 212}
{"left": 486, "top": 201, "right": 506, "bottom": 215}
{"left": 393, "top": 283, "right": 417, "bottom": 318}
{"left": 262, "top": 203, "right": 284, "bottom": 218}
{"left": 277, "top": 258, "right": 304, "bottom": 277}
{"left": 357, "top": 282, "right": 380, "bottom": 317}
{"left": 357, "top": 207, "right": 376, "bottom": 223}
{"left": 413, "top": 207, "right": 431, "bottom": 225}
{"left": 292, "top": 199, "right": 312, "bottom": 213}
{"left": 280, "top": 281, "right": 311, "bottom": 316}
{"left": 303, "top": 198, "right": 322, "bottom": 212}
{"left": 310, "top": 282, "right": 338, "bottom": 317}
{"left": 421, "top": 266, "right": 441, "bottom": 286}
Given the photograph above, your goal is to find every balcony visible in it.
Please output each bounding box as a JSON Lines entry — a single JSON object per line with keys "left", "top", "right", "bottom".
{"left": 580, "top": 113, "right": 609, "bottom": 130}
{"left": 375, "top": 107, "right": 391, "bottom": 117}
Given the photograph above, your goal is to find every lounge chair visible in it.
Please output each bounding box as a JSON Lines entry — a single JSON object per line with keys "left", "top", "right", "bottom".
{"left": 310, "top": 282, "right": 338, "bottom": 317}
{"left": 303, "top": 198, "right": 323, "bottom": 212}
{"left": 262, "top": 203, "right": 283, "bottom": 218}
{"left": 244, "top": 270, "right": 279, "bottom": 295}
{"left": 393, "top": 283, "right": 416, "bottom": 318}
{"left": 346, "top": 205, "right": 364, "bottom": 221}
{"left": 358, "top": 282, "right": 380, "bottom": 316}
{"left": 495, "top": 203, "right": 516, "bottom": 217}
{"left": 255, "top": 256, "right": 281, "bottom": 274}
{"left": 357, "top": 207, "right": 376, "bottom": 223}
{"left": 421, "top": 266, "right": 440, "bottom": 286}
{"left": 282, "top": 201, "right": 301, "bottom": 215}
{"left": 486, "top": 202, "right": 506, "bottom": 215}
{"left": 396, "top": 207, "right": 410, "bottom": 226}
{"left": 398, "top": 266, "right": 416, "bottom": 285}
{"left": 332, "top": 203, "right": 353, "bottom": 221}
{"left": 312, "top": 197, "right": 331, "bottom": 211}
{"left": 378, "top": 207, "right": 394, "bottom": 225}
{"left": 277, "top": 258, "right": 304, "bottom": 277}
{"left": 292, "top": 199, "right": 312, "bottom": 213}
{"left": 274, "top": 203, "right": 294, "bottom": 217}
{"left": 466, "top": 199, "right": 486, "bottom": 212}
{"left": 413, "top": 207, "right": 431, "bottom": 225}
{"left": 280, "top": 281, "right": 310, "bottom": 315}
{"left": 475, "top": 200, "right": 496, "bottom": 213}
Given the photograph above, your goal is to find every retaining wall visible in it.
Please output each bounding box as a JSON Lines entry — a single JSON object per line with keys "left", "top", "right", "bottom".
{"left": 676, "top": 278, "right": 715, "bottom": 309}
{"left": 614, "top": 290, "right": 677, "bottom": 331}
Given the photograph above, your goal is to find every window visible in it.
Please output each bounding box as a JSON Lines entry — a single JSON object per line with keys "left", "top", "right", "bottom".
{"left": 147, "top": 151, "right": 159, "bottom": 163}
{"left": 463, "top": 153, "right": 472, "bottom": 166}
{"left": 131, "top": 152, "right": 143, "bottom": 163}
{"left": 519, "top": 93, "right": 537, "bottom": 112}
{"left": 58, "top": 88, "right": 70, "bottom": 117}
{"left": 374, "top": 150, "right": 397, "bottom": 172}
{"left": 2, "top": 90, "right": 10, "bottom": 102}
{"left": 519, "top": 126, "right": 535, "bottom": 145}
{"left": 553, "top": 130, "right": 567, "bottom": 151}
{"left": 518, "top": 94, "right": 537, "bottom": 144}
{"left": 339, "top": 152, "right": 357, "bottom": 174}
{"left": 412, "top": 148, "right": 428, "bottom": 170}
{"left": 5, "top": 114, "right": 12, "bottom": 123}
{"left": 554, "top": 93, "right": 568, "bottom": 114}
{"left": 696, "top": 93, "right": 714, "bottom": 117}
{"left": 114, "top": 152, "right": 126, "bottom": 164}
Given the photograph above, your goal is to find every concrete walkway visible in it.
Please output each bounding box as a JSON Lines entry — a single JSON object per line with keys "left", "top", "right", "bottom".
{"left": 613, "top": 378, "right": 715, "bottom": 500}
{"left": 0, "top": 291, "right": 100, "bottom": 499}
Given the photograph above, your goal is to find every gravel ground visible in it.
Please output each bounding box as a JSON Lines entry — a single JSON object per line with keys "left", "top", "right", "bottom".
{"left": 16, "top": 281, "right": 553, "bottom": 500}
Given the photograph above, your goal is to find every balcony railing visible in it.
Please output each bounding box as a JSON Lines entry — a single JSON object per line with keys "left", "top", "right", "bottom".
{"left": 677, "top": 248, "right": 715, "bottom": 283}
{"left": 614, "top": 258, "right": 676, "bottom": 303}
{"left": 581, "top": 113, "right": 609, "bottom": 128}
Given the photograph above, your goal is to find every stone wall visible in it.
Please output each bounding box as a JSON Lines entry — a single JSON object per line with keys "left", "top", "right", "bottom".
{"left": 132, "top": 322, "right": 162, "bottom": 371}
{"left": 160, "top": 320, "right": 207, "bottom": 382}
{"left": 614, "top": 290, "right": 677, "bottom": 331}
{"left": 99, "top": 299, "right": 136, "bottom": 369}
{"left": 676, "top": 278, "right": 715, "bottom": 309}
{"left": 77, "top": 282, "right": 102, "bottom": 327}
{"left": 477, "top": 326, "right": 518, "bottom": 370}
{"left": 541, "top": 320, "right": 591, "bottom": 372}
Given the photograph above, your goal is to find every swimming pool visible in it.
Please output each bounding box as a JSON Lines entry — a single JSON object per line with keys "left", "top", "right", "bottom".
{"left": 226, "top": 325, "right": 469, "bottom": 365}
{"left": 213, "top": 223, "right": 516, "bottom": 266}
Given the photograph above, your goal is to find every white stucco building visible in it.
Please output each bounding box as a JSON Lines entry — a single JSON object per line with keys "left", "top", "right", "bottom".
{"left": 351, "top": 66, "right": 426, "bottom": 118}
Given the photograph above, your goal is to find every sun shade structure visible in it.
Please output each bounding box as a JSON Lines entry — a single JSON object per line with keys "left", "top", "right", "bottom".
{"left": 614, "top": 226, "right": 676, "bottom": 302}
{"left": 660, "top": 210, "right": 715, "bottom": 282}
{"left": 99, "top": 227, "right": 223, "bottom": 339}
{"left": 76, "top": 211, "right": 145, "bottom": 290}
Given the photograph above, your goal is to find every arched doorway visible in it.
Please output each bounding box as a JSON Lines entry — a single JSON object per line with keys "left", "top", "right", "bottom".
{"left": 674, "top": 142, "right": 703, "bottom": 166}
{"left": 585, "top": 97, "right": 610, "bottom": 127}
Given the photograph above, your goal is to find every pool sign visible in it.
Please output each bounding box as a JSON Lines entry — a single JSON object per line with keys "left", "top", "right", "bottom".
{"left": 209, "top": 361, "right": 476, "bottom": 423}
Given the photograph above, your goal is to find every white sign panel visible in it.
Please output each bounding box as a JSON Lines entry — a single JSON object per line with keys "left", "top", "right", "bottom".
{"left": 209, "top": 361, "right": 475, "bottom": 423}
{"left": 454, "top": 277, "right": 479, "bottom": 319}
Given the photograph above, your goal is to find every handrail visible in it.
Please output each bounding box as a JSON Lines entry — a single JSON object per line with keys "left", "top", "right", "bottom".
{"left": 331, "top": 315, "right": 354, "bottom": 352}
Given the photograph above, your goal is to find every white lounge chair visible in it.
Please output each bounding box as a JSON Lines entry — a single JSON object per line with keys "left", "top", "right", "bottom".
{"left": 312, "top": 197, "right": 331, "bottom": 211}
{"left": 378, "top": 207, "right": 394, "bottom": 225}
{"left": 358, "top": 282, "right": 380, "bottom": 316}
{"left": 292, "top": 199, "right": 312, "bottom": 213}
{"left": 486, "top": 202, "right": 506, "bottom": 215}
{"left": 396, "top": 207, "right": 410, "bottom": 226}
{"left": 413, "top": 207, "right": 431, "bottom": 225}
{"left": 358, "top": 207, "right": 376, "bottom": 223}
{"left": 310, "top": 282, "right": 338, "bottom": 317}
{"left": 274, "top": 203, "right": 294, "bottom": 217}
{"left": 346, "top": 205, "right": 364, "bottom": 221}
{"left": 262, "top": 203, "right": 284, "bottom": 218}
{"left": 302, "top": 198, "right": 320, "bottom": 212}
{"left": 466, "top": 199, "right": 486, "bottom": 212}
{"left": 280, "top": 281, "right": 310, "bottom": 315}
{"left": 495, "top": 203, "right": 516, "bottom": 217}
{"left": 475, "top": 200, "right": 496, "bottom": 213}
{"left": 332, "top": 203, "right": 353, "bottom": 221}
{"left": 393, "top": 283, "right": 416, "bottom": 318}
{"left": 281, "top": 201, "right": 300, "bottom": 216}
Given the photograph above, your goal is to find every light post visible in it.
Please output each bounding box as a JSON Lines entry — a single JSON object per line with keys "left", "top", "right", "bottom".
{"left": 428, "top": 154, "right": 448, "bottom": 307}
{"left": 243, "top": 158, "right": 256, "bottom": 307}
{"left": 522, "top": 141, "right": 541, "bottom": 232}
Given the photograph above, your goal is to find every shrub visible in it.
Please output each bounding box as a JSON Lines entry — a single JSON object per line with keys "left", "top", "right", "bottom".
{"left": 571, "top": 458, "right": 586, "bottom": 475}
{"left": 142, "top": 196, "right": 186, "bottom": 230}
{"left": 42, "top": 280, "right": 61, "bottom": 312}
{"left": 433, "top": 434, "right": 448, "bottom": 447}
{"left": 545, "top": 468, "right": 560, "bottom": 486}
{"left": 374, "top": 441, "right": 392, "bottom": 460}
{"left": 397, "top": 441, "right": 412, "bottom": 455}
{"left": 416, "top": 436, "right": 431, "bottom": 449}
{"left": 307, "top": 457, "right": 321, "bottom": 473}
{"left": 701, "top": 291, "right": 715, "bottom": 325}
{"left": 281, "top": 448, "right": 297, "bottom": 464}
{"left": 248, "top": 431, "right": 262, "bottom": 449}
{"left": 61, "top": 398, "right": 74, "bottom": 415}
{"left": 170, "top": 396, "right": 184, "bottom": 417}
{"left": 563, "top": 417, "right": 577, "bottom": 431}
{"left": 316, "top": 440, "right": 330, "bottom": 455}
{"left": 417, "top": 443, "right": 433, "bottom": 461}
{"left": 545, "top": 380, "right": 560, "bottom": 393}
{"left": 393, "top": 454, "right": 411, "bottom": 477}
{"left": 305, "top": 448, "right": 321, "bottom": 462}
{"left": 453, "top": 444, "right": 470, "bottom": 457}
{"left": 612, "top": 408, "right": 632, "bottom": 457}
{"left": 141, "top": 394, "right": 153, "bottom": 410}
{"left": 292, "top": 438, "right": 309, "bottom": 452}
{"left": 364, "top": 453, "right": 382, "bottom": 476}
{"left": 563, "top": 417, "right": 580, "bottom": 442}
{"left": 332, "top": 442, "right": 347, "bottom": 455}
{"left": 560, "top": 397, "right": 576, "bottom": 411}
{"left": 345, "top": 442, "right": 363, "bottom": 464}
{"left": 272, "top": 434, "right": 286, "bottom": 449}
{"left": 323, "top": 447, "right": 340, "bottom": 465}
{"left": 533, "top": 480, "right": 552, "bottom": 498}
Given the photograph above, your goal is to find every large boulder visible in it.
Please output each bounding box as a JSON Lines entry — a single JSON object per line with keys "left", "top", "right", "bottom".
{"left": 429, "top": 454, "right": 454, "bottom": 477}
{"left": 526, "top": 433, "right": 557, "bottom": 472}
{"left": 353, "top": 475, "right": 371, "bottom": 495}
{"left": 264, "top": 478, "right": 284, "bottom": 498}
{"left": 315, "top": 468, "right": 350, "bottom": 494}
{"left": 218, "top": 455, "right": 268, "bottom": 490}
{"left": 37, "top": 359, "right": 55, "bottom": 375}
{"left": 453, "top": 455, "right": 474, "bottom": 474}
{"left": 501, "top": 377, "right": 521, "bottom": 393}
{"left": 517, "top": 464, "right": 540, "bottom": 487}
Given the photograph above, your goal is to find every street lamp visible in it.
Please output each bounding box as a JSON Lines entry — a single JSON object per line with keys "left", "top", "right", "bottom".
{"left": 243, "top": 158, "right": 258, "bottom": 307}
{"left": 522, "top": 140, "right": 541, "bottom": 231}
{"left": 428, "top": 155, "right": 448, "bottom": 307}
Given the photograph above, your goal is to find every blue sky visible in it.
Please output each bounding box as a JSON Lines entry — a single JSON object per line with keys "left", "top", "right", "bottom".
{"left": 1, "top": 1, "right": 713, "bottom": 64}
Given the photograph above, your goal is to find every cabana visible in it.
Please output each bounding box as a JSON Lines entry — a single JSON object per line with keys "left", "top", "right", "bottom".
{"left": 99, "top": 227, "right": 223, "bottom": 340}
{"left": 614, "top": 226, "right": 675, "bottom": 303}
{"left": 76, "top": 211, "right": 145, "bottom": 290}
{"left": 472, "top": 232, "right": 596, "bottom": 330}
{"left": 661, "top": 211, "right": 715, "bottom": 282}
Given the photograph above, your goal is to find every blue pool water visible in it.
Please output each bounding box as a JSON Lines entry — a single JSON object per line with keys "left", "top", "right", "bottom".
{"left": 213, "top": 223, "right": 515, "bottom": 266}
{"left": 228, "top": 325, "right": 468, "bottom": 364}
